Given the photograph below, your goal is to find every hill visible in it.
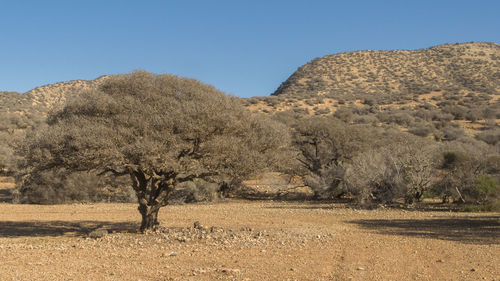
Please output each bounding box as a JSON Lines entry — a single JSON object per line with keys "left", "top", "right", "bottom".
{"left": 273, "top": 42, "right": 499, "bottom": 99}
{"left": 2, "top": 42, "right": 500, "bottom": 172}
{"left": 25, "top": 75, "right": 111, "bottom": 110}
{"left": 244, "top": 43, "right": 500, "bottom": 139}
{"left": 0, "top": 76, "right": 110, "bottom": 172}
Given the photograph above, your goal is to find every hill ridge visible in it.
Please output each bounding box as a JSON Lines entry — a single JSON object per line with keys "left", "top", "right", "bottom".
{"left": 273, "top": 42, "right": 500, "bottom": 98}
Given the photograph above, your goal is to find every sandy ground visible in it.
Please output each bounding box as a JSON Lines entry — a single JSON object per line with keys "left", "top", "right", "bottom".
{"left": 0, "top": 199, "right": 498, "bottom": 281}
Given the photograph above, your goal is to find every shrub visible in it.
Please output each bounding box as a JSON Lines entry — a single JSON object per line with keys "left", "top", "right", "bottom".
{"left": 436, "top": 142, "right": 500, "bottom": 204}
{"left": 16, "top": 170, "right": 105, "bottom": 204}
{"left": 352, "top": 114, "right": 378, "bottom": 125}
{"left": 441, "top": 127, "right": 466, "bottom": 141}
{"left": 314, "top": 107, "right": 331, "bottom": 115}
{"left": 466, "top": 109, "right": 482, "bottom": 122}
{"left": 333, "top": 107, "right": 354, "bottom": 122}
{"left": 476, "top": 129, "right": 500, "bottom": 145}
{"left": 408, "top": 125, "right": 433, "bottom": 137}
{"left": 345, "top": 138, "right": 439, "bottom": 205}
{"left": 442, "top": 105, "right": 467, "bottom": 120}
{"left": 432, "top": 112, "right": 454, "bottom": 122}
{"left": 167, "top": 179, "right": 220, "bottom": 204}
{"left": 389, "top": 112, "right": 414, "bottom": 126}
{"left": 467, "top": 175, "right": 499, "bottom": 203}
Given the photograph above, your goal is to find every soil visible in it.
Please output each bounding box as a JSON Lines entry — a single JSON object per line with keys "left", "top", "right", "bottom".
{"left": 0, "top": 196, "right": 498, "bottom": 281}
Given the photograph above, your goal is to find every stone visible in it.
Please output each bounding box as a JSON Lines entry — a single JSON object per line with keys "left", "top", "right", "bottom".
{"left": 88, "top": 229, "right": 108, "bottom": 239}
{"left": 194, "top": 221, "right": 204, "bottom": 230}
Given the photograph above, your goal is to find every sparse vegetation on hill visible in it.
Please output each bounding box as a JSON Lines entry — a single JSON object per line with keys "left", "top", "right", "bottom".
{"left": 244, "top": 42, "right": 500, "bottom": 146}
{"left": 273, "top": 42, "right": 499, "bottom": 98}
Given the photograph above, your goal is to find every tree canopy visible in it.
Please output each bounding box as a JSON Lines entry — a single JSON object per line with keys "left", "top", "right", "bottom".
{"left": 18, "top": 71, "right": 290, "bottom": 231}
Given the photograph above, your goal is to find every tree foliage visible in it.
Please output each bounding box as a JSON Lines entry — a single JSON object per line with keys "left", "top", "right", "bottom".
{"left": 17, "top": 71, "right": 290, "bottom": 231}
{"left": 346, "top": 139, "right": 440, "bottom": 204}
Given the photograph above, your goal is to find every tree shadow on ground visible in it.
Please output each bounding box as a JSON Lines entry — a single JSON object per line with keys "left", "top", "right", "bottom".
{"left": 0, "top": 188, "right": 12, "bottom": 203}
{"left": 0, "top": 220, "right": 138, "bottom": 238}
{"left": 347, "top": 216, "right": 500, "bottom": 245}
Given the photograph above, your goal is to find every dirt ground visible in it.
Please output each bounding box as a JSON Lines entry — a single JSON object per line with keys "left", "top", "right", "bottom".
{"left": 0, "top": 195, "right": 498, "bottom": 281}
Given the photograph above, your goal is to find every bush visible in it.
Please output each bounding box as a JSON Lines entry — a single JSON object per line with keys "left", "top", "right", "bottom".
{"left": 408, "top": 125, "right": 433, "bottom": 137}
{"left": 167, "top": 179, "right": 220, "bottom": 204}
{"left": 466, "top": 175, "right": 499, "bottom": 203}
{"left": 352, "top": 114, "right": 378, "bottom": 125}
{"left": 345, "top": 139, "right": 439, "bottom": 205}
{"left": 333, "top": 107, "right": 353, "bottom": 122}
{"left": 441, "top": 127, "right": 466, "bottom": 141}
{"left": 304, "top": 165, "right": 345, "bottom": 199}
{"left": 466, "top": 109, "right": 482, "bottom": 122}
{"left": 442, "top": 105, "right": 467, "bottom": 120}
{"left": 389, "top": 112, "right": 414, "bottom": 126}
{"left": 432, "top": 112, "right": 454, "bottom": 122}
{"left": 15, "top": 169, "right": 129, "bottom": 204}
{"left": 436, "top": 142, "right": 500, "bottom": 204}
{"left": 462, "top": 201, "right": 500, "bottom": 212}
{"left": 476, "top": 129, "right": 500, "bottom": 145}
{"left": 314, "top": 107, "right": 331, "bottom": 115}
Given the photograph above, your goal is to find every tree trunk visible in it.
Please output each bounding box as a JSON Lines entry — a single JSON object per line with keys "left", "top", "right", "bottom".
{"left": 138, "top": 203, "right": 160, "bottom": 232}
{"left": 129, "top": 170, "right": 176, "bottom": 232}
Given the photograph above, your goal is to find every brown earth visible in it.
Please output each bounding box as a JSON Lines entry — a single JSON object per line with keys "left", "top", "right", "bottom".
{"left": 0, "top": 195, "right": 498, "bottom": 281}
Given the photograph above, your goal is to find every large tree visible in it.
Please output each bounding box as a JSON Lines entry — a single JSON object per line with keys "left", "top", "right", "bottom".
{"left": 289, "top": 116, "right": 379, "bottom": 198}
{"left": 18, "top": 71, "right": 290, "bottom": 231}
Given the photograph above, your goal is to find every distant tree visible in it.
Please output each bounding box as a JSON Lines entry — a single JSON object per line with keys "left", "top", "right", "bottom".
{"left": 436, "top": 141, "right": 500, "bottom": 204}
{"left": 290, "top": 117, "right": 376, "bottom": 198}
{"left": 17, "top": 71, "right": 290, "bottom": 231}
{"left": 346, "top": 138, "right": 439, "bottom": 205}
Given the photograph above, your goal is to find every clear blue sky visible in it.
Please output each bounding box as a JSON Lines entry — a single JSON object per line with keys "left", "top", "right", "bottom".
{"left": 0, "top": 0, "right": 498, "bottom": 97}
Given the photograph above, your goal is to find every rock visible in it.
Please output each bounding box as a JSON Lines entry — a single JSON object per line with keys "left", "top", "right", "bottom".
{"left": 437, "top": 259, "right": 444, "bottom": 263}
{"left": 88, "top": 229, "right": 108, "bottom": 239}
{"left": 169, "top": 251, "right": 178, "bottom": 256}
{"left": 221, "top": 268, "right": 241, "bottom": 274}
{"left": 193, "top": 221, "right": 204, "bottom": 230}
{"left": 356, "top": 267, "right": 365, "bottom": 271}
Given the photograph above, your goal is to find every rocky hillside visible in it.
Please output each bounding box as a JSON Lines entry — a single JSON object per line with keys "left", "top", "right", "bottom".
{"left": 273, "top": 42, "right": 499, "bottom": 99}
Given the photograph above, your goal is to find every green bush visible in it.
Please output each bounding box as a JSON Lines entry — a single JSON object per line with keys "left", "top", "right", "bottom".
{"left": 462, "top": 201, "right": 500, "bottom": 212}
{"left": 467, "top": 175, "right": 499, "bottom": 203}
